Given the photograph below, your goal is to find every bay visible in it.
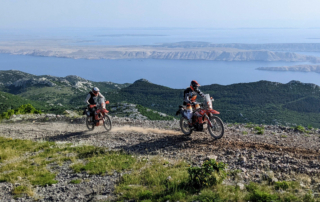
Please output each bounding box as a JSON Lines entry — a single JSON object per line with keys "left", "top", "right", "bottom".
{"left": 0, "top": 54, "right": 318, "bottom": 89}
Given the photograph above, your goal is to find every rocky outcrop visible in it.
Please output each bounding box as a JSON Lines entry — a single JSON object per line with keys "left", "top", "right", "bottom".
{"left": 6, "top": 77, "right": 56, "bottom": 88}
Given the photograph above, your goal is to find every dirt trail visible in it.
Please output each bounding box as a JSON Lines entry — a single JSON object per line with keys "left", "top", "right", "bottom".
{"left": 111, "top": 126, "right": 181, "bottom": 135}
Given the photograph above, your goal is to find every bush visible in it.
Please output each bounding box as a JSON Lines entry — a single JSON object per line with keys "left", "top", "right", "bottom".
{"left": 295, "top": 125, "right": 306, "bottom": 133}
{"left": 254, "top": 126, "right": 264, "bottom": 135}
{"left": 188, "top": 159, "right": 227, "bottom": 189}
{"left": 0, "top": 104, "right": 42, "bottom": 119}
{"left": 137, "top": 190, "right": 153, "bottom": 200}
{"left": 275, "top": 181, "right": 290, "bottom": 190}
{"left": 245, "top": 189, "right": 279, "bottom": 202}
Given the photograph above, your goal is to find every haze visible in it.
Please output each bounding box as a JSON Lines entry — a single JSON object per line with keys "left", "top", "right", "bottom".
{"left": 1, "top": 0, "right": 320, "bottom": 29}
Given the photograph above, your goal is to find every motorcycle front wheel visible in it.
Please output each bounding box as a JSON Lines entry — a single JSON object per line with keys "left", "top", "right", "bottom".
{"left": 103, "top": 114, "right": 112, "bottom": 132}
{"left": 86, "top": 116, "right": 95, "bottom": 131}
{"left": 180, "top": 117, "right": 193, "bottom": 136}
{"left": 207, "top": 115, "right": 224, "bottom": 139}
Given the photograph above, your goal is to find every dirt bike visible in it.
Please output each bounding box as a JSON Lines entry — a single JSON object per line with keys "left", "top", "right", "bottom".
{"left": 85, "top": 98, "right": 112, "bottom": 131}
{"left": 176, "top": 94, "right": 224, "bottom": 139}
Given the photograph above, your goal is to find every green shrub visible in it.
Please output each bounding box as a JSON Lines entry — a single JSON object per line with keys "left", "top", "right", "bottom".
{"left": 137, "top": 190, "right": 153, "bottom": 200}
{"left": 188, "top": 159, "right": 227, "bottom": 189}
{"left": 275, "top": 181, "right": 290, "bottom": 190}
{"left": 254, "top": 126, "right": 265, "bottom": 135}
{"left": 0, "top": 104, "right": 41, "bottom": 119}
{"left": 15, "top": 104, "right": 42, "bottom": 115}
{"left": 282, "top": 194, "right": 299, "bottom": 202}
{"left": 245, "top": 189, "right": 279, "bottom": 202}
{"left": 295, "top": 125, "right": 306, "bottom": 133}
{"left": 246, "top": 182, "right": 259, "bottom": 192}
{"left": 303, "top": 191, "right": 315, "bottom": 202}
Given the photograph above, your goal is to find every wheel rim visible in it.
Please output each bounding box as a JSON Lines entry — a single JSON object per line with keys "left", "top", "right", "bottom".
{"left": 181, "top": 118, "right": 191, "bottom": 134}
{"left": 103, "top": 115, "right": 112, "bottom": 131}
{"left": 86, "top": 116, "right": 94, "bottom": 130}
{"left": 208, "top": 117, "right": 223, "bottom": 138}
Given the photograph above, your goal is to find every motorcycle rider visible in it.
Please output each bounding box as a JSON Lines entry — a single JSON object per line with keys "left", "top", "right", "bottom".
{"left": 183, "top": 80, "right": 205, "bottom": 127}
{"left": 85, "top": 87, "right": 105, "bottom": 117}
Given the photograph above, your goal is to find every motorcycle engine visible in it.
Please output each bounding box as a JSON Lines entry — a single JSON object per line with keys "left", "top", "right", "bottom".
{"left": 192, "top": 113, "right": 204, "bottom": 131}
{"left": 194, "top": 123, "right": 204, "bottom": 131}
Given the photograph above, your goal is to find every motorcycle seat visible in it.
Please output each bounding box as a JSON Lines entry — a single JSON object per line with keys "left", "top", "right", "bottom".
{"left": 179, "top": 105, "right": 186, "bottom": 108}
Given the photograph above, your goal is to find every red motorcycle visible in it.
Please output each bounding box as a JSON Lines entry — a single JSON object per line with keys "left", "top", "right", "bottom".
{"left": 176, "top": 94, "right": 224, "bottom": 139}
{"left": 85, "top": 98, "right": 112, "bottom": 131}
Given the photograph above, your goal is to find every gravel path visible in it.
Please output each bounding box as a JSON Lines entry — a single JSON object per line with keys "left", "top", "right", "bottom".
{"left": 1, "top": 117, "right": 320, "bottom": 201}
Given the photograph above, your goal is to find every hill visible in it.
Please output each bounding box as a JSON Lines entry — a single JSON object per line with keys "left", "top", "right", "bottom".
{"left": 2, "top": 70, "right": 320, "bottom": 127}
{"left": 111, "top": 79, "right": 320, "bottom": 127}
{"left": 0, "top": 70, "right": 130, "bottom": 113}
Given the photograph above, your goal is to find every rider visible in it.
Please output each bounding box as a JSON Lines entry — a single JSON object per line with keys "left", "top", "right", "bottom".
{"left": 183, "top": 80, "right": 205, "bottom": 127}
{"left": 85, "top": 87, "right": 105, "bottom": 117}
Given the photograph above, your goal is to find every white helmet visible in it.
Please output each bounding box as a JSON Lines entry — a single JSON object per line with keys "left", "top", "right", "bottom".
{"left": 92, "top": 87, "right": 100, "bottom": 95}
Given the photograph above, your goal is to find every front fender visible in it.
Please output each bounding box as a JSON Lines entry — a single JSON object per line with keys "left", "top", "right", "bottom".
{"left": 208, "top": 109, "right": 220, "bottom": 114}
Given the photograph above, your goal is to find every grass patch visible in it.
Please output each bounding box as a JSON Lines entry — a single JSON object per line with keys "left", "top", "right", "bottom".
{"left": 116, "top": 159, "right": 227, "bottom": 201}
{"left": 280, "top": 135, "right": 287, "bottom": 138}
{"left": 0, "top": 137, "right": 53, "bottom": 163}
{"left": 242, "top": 131, "right": 248, "bottom": 135}
{"left": 12, "top": 185, "right": 34, "bottom": 198}
{"left": 70, "top": 179, "right": 82, "bottom": 184}
{"left": 245, "top": 122, "right": 255, "bottom": 128}
{"left": 0, "top": 137, "right": 146, "bottom": 199}
{"left": 71, "top": 151, "right": 140, "bottom": 175}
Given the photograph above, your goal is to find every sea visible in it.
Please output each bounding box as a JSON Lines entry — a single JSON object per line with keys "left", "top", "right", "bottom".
{"left": 0, "top": 28, "right": 320, "bottom": 88}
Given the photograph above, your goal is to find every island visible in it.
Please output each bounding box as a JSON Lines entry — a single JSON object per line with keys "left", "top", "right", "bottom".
{"left": 0, "top": 40, "right": 320, "bottom": 62}
{"left": 257, "top": 65, "right": 320, "bottom": 73}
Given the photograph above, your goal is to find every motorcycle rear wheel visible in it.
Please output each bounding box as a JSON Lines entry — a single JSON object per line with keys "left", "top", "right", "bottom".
{"left": 103, "top": 114, "right": 112, "bottom": 132}
{"left": 180, "top": 117, "right": 193, "bottom": 136}
{"left": 86, "top": 116, "right": 95, "bottom": 131}
{"left": 207, "top": 115, "right": 224, "bottom": 139}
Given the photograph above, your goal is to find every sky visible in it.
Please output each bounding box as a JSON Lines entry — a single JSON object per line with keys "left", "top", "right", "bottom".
{"left": 0, "top": 0, "right": 320, "bottom": 29}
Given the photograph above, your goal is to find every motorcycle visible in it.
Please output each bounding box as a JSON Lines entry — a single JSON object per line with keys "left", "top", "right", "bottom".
{"left": 85, "top": 98, "right": 112, "bottom": 131}
{"left": 176, "top": 94, "right": 224, "bottom": 139}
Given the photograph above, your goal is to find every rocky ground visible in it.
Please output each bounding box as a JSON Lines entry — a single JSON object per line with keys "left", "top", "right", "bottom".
{"left": 1, "top": 116, "right": 320, "bottom": 201}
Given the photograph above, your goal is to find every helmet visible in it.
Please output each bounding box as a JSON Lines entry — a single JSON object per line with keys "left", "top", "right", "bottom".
{"left": 92, "top": 87, "right": 100, "bottom": 95}
{"left": 190, "top": 80, "right": 200, "bottom": 91}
